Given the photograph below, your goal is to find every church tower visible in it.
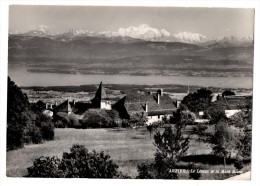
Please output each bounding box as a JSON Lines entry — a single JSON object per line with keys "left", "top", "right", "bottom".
{"left": 91, "top": 82, "right": 111, "bottom": 110}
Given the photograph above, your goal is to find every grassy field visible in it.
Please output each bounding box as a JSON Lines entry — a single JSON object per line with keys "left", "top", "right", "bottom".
{"left": 6, "top": 127, "right": 250, "bottom": 179}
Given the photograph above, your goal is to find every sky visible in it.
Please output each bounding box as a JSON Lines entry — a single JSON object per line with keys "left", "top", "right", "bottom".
{"left": 9, "top": 5, "right": 254, "bottom": 38}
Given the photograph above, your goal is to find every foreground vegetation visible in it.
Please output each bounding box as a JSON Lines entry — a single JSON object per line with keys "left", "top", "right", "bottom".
{"left": 7, "top": 77, "right": 55, "bottom": 150}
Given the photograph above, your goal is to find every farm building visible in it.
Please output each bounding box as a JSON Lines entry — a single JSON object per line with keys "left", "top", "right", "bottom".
{"left": 113, "top": 89, "right": 177, "bottom": 125}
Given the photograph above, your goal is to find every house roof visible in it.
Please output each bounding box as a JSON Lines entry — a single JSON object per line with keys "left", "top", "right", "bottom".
{"left": 223, "top": 95, "right": 252, "bottom": 110}
{"left": 119, "top": 92, "right": 177, "bottom": 116}
{"left": 214, "top": 95, "right": 252, "bottom": 110}
{"left": 55, "top": 99, "right": 73, "bottom": 113}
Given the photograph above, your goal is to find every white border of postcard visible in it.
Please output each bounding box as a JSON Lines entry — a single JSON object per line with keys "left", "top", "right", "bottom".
{"left": 0, "top": 1, "right": 259, "bottom": 186}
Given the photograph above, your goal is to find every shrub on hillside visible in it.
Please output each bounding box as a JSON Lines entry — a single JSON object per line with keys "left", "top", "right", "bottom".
{"left": 67, "top": 113, "right": 81, "bottom": 128}
{"left": 53, "top": 114, "right": 70, "bottom": 128}
{"left": 7, "top": 124, "right": 24, "bottom": 149}
{"left": 40, "top": 122, "right": 55, "bottom": 140}
{"left": 54, "top": 120, "right": 66, "bottom": 128}
{"left": 27, "top": 156, "right": 63, "bottom": 178}
{"left": 30, "top": 126, "right": 43, "bottom": 144}
{"left": 27, "top": 144, "right": 119, "bottom": 178}
{"left": 81, "top": 110, "right": 119, "bottom": 128}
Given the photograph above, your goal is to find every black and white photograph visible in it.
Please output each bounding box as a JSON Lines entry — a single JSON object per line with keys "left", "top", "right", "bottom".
{"left": 1, "top": 1, "right": 259, "bottom": 184}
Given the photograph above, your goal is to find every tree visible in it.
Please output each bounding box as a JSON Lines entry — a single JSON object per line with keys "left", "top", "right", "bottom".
{"left": 211, "top": 121, "right": 239, "bottom": 168}
{"left": 27, "top": 144, "right": 119, "bottom": 178}
{"left": 222, "top": 90, "right": 235, "bottom": 97}
{"left": 128, "top": 112, "right": 148, "bottom": 128}
{"left": 208, "top": 103, "right": 227, "bottom": 124}
{"left": 7, "top": 77, "right": 33, "bottom": 149}
{"left": 172, "top": 104, "right": 196, "bottom": 127}
{"left": 137, "top": 126, "right": 189, "bottom": 179}
{"left": 194, "top": 123, "right": 208, "bottom": 145}
{"left": 181, "top": 88, "right": 212, "bottom": 113}
{"left": 7, "top": 77, "right": 55, "bottom": 150}
{"left": 146, "top": 122, "right": 160, "bottom": 139}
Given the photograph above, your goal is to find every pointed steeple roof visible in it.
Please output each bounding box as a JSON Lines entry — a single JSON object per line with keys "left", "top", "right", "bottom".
{"left": 91, "top": 82, "right": 107, "bottom": 108}
{"left": 93, "top": 81, "right": 107, "bottom": 101}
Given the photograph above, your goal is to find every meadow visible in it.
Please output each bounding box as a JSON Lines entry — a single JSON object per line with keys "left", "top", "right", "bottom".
{"left": 6, "top": 127, "right": 250, "bottom": 179}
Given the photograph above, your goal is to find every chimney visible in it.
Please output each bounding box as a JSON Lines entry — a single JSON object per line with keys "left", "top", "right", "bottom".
{"left": 157, "top": 93, "right": 160, "bottom": 104}
{"left": 50, "top": 104, "right": 53, "bottom": 109}
{"left": 159, "top": 89, "right": 163, "bottom": 96}
{"left": 145, "top": 102, "right": 148, "bottom": 112}
{"left": 46, "top": 103, "right": 49, "bottom": 109}
{"left": 55, "top": 101, "right": 58, "bottom": 106}
{"left": 73, "top": 99, "right": 76, "bottom": 106}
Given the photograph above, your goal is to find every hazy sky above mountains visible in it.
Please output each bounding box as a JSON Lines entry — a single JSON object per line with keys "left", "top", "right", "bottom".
{"left": 9, "top": 5, "right": 254, "bottom": 38}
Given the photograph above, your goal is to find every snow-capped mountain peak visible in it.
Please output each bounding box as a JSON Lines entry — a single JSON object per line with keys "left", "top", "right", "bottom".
{"left": 113, "top": 24, "right": 171, "bottom": 40}
{"left": 173, "top": 32, "right": 211, "bottom": 43}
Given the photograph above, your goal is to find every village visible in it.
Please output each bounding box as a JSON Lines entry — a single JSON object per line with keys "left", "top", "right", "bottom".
{"left": 5, "top": 81, "right": 252, "bottom": 179}
{"left": 23, "top": 82, "right": 252, "bottom": 127}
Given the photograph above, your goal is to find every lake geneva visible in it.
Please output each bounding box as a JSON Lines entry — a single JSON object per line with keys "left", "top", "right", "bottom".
{"left": 8, "top": 66, "right": 253, "bottom": 89}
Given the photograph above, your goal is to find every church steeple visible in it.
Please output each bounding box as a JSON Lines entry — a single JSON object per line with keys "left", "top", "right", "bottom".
{"left": 91, "top": 81, "right": 107, "bottom": 108}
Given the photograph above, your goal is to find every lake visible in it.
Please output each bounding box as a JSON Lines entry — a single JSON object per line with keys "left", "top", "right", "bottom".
{"left": 8, "top": 66, "right": 253, "bottom": 89}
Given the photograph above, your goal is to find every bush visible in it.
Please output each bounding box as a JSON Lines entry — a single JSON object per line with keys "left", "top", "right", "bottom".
{"left": 27, "top": 156, "right": 63, "bottom": 177}
{"left": 26, "top": 144, "right": 119, "bottom": 178}
{"left": 31, "top": 126, "right": 43, "bottom": 144}
{"left": 68, "top": 113, "right": 81, "bottom": 128}
{"left": 60, "top": 144, "right": 119, "bottom": 178}
{"left": 54, "top": 120, "right": 66, "bottom": 128}
{"left": 22, "top": 123, "right": 43, "bottom": 144}
{"left": 234, "top": 160, "right": 244, "bottom": 170}
{"left": 7, "top": 124, "right": 24, "bottom": 150}
{"left": 53, "top": 114, "right": 70, "bottom": 128}
{"left": 40, "top": 122, "right": 55, "bottom": 141}
{"left": 81, "top": 110, "right": 118, "bottom": 128}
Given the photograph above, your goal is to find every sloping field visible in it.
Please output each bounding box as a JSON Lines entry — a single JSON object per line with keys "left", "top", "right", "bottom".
{"left": 7, "top": 127, "right": 248, "bottom": 179}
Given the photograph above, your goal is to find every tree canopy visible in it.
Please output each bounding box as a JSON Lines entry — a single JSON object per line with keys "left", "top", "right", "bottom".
{"left": 7, "top": 77, "right": 54, "bottom": 150}
{"left": 137, "top": 126, "right": 189, "bottom": 179}
{"left": 181, "top": 88, "right": 212, "bottom": 113}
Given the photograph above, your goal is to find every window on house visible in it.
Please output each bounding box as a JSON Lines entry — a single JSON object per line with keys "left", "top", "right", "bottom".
{"left": 158, "top": 115, "right": 160, "bottom": 119}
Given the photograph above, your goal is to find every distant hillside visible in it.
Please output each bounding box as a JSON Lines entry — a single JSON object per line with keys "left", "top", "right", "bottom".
{"left": 8, "top": 34, "right": 254, "bottom": 77}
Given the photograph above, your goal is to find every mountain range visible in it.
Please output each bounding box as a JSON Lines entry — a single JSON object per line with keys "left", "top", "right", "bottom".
{"left": 10, "top": 24, "right": 253, "bottom": 45}
{"left": 8, "top": 25, "right": 254, "bottom": 77}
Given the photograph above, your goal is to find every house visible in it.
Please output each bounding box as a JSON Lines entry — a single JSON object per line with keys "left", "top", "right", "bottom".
{"left": 54, "top": 82, "right": 112, "bottom": 118}
{"left": 113, "top": 89, "right": 177, "bottom": 125}
{"left": 222, "top": 95, "right": 252, "bottom": 118}
{"left": 211, "top": 94, "right": 252, "bottom": 118}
